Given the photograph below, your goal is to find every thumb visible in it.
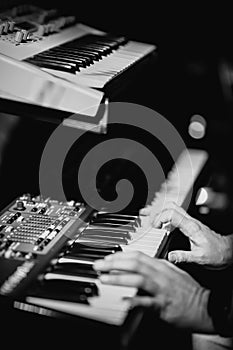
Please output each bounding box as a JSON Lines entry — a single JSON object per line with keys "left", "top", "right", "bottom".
{"left": 139, "top": 206, "right": 151, "bottom": 215}
{"left": 168, "top": 250, "right": 196, "bottom": 264}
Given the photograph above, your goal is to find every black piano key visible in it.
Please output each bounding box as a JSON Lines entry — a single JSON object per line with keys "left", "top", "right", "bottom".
{"left": 95, "top": 217, "right": 140, "bottom": 227}
{"left": 71, "top": 241, "right": 122, "bottom": 252}
{"left": 53, "top": 261, "right": 96, "bottom": 270}
{"left": 32, "top": 54, "right": 79, "bottom": 71}
{"left": 27, "top": 279, "right": 98, "bottom": 302}
{"left": 36, "top": 52, "right": 84, "bottom": 68}
{"left": 84, "top": 43, "right": 112, "bottom": 54}
{"left": 70, "top": 49, "right": 100, "bottom": 61}
{"left": 50, "top": 47, "right": 93, "bottom": 63}
{"left": 48, "top": 49, "right": 89, "bottom": 66}
{"left": 66, "top": 251, "right": 110, "bottom": 260}
{"left": 75, "top": 34, "right": 127, "bottom": 49}
{"left": 25, "top": 58, "right": 76, "bottom": 73}
{"left": 69, "top": 47, "right": 103, "bottom": 59}
{"left": 59, "top": 46, "right": 100, "bottom": 61}
{"left": 105, "top": 35, "right": 127, "bottom": 46}
{"left": 91, "top": 217, "right": 136, "bottom": 225}
{"left": 52, "top": 263, "right": 99, "bottom": 278}
{"left": 83, "top": 228, "right": 132, "bottom": 240}
{"left": 94, "top": 39, "right": 120, "bottom": 49}
{"left": 42, "top": 279, "right": 97, "bottom": 294}
{"left": 69, "top": 244, "right": 117, "bottom": 255}
{"left": 63, "top": 243, "right": 114, "bottom": 257}
{"left": 81, "top": 234, "right": 128, "bottom": 245}
{"left": 73, "top": 44, "right": 110, "bottom": 56}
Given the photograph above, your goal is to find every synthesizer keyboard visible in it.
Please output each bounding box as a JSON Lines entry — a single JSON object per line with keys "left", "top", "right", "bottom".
{"left": 0, "top": 148, "right": 208, "bottom": 328}
{"left": 0, "top": 4, "right": 156, "bottom": 89}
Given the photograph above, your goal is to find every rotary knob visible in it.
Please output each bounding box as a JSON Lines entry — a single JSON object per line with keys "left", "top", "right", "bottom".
{"left": 16, "top": 201, "right": 26, "bottom": 211}
{"left": 15, "top": 30, "right": 24, "bottom": 43}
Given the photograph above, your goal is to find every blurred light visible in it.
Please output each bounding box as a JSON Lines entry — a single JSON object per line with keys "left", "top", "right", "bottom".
{"left": 188, "top": 114, "right": 207, "bottom": 139}
{"left": 199, "top": 206, "right": 210, "bottom": 214}
{"left": 196, "top": 187, "right": 209, "bottom": 205}
{"left": 196, "top": 187, "right": 229, "bottom": 210}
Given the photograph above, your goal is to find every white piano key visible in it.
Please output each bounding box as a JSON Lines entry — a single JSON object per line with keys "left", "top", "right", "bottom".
{"left": 26, "top": 149, "right": 208, "bottom": 326}
{"left": 27, "top": 280, "right": 136, "bottom": 325}
{"left": 0, "top": 20, "right": 156, "bottom": 90}
{"left": 124, "top": 228, "right": 168, "bottom": 257}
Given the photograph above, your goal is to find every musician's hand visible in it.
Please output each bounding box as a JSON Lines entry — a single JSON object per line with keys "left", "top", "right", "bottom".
{"left": 153, "top": 202, "right": 233, "bottom": 268}
{"left": 93, "top": 251, "right": 213, "bottom": 333}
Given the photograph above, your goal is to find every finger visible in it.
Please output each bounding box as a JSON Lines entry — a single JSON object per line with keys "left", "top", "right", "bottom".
{"left": 139, "top": 206, "right": 151, "bottom": 216}
{"left": 153, "top": 202, "right": 192, "bottom": 222}
{"left": 94, "top": 250, "right": 175, "bottom": 272}
{"left": 93, "top": 251, "right": 154, "bottom": 274}
{"left": 99, "top": 273, "right": 145, "bottom": 288}
{"left": 152, "top": 207, "right": 185, "bottom": 228}
{"left": 104, "top": 251, "right": 169, "bottom": 270}
{"left": 127, "top": 296, "right": 156, "bottom": 309}
{"left": 153, "top": 208, "right": 200, "bottom": 240}
{"left": 168, "top": 250, "right": 199, "bottom": 264}
{"left": 139, "top": 215, "right": 151, "bottom": 228}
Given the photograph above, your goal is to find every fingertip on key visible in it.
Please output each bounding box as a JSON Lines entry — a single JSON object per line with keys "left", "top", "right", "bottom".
{"left": 99, "top": 274, "right": 110, "bottom": 283}
{"left": 93, "top": 260, "right": 105, "bottom": 270}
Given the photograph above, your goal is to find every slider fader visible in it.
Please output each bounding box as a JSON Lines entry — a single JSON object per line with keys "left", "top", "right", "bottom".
{"left": 0, "top": 190, "right": 143, "bottom": 322}
{"left": 0, "top": 193, "right": 89, "bottom": 298}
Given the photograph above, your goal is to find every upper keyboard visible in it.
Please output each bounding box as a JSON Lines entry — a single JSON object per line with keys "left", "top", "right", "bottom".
{"left": 0, "top": 4, "right": 156, "bottom": 88}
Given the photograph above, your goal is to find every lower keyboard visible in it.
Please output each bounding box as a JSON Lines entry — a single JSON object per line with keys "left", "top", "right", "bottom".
{"left": 26, "top": 225, "right": 168, "bottom": 325}
{"left": 17, "top": 148, "right": 209, "bottom": 325}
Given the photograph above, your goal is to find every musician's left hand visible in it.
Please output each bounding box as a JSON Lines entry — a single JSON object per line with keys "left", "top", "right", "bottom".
{"left": 93, "top": 251, "right": 214, "bottom": 333}
{"left": 152, "top": 202, "right": 233, "bottom": 268}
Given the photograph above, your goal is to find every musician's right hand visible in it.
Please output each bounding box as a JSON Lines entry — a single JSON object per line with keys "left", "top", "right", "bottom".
{"left": 153, "top": 202, "right": 233, "bottom": 269}
{"left": 93, "top": 251, "right": 214, "bottom": 334}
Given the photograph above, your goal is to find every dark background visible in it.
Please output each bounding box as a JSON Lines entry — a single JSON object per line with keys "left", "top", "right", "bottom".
{"left": 1, "top": 1, "right": 233, "bottom": 223}
{"left": 1, "top": 3, "right": 233, "bottom": 349}
{"left": 1, "top": 1, "right": 233, "bottom": 134}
